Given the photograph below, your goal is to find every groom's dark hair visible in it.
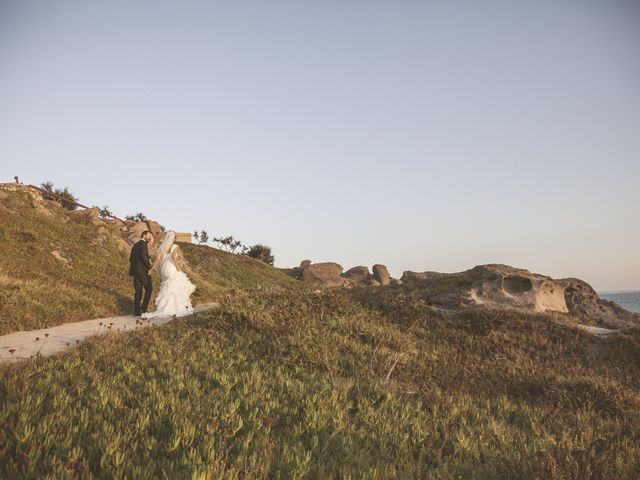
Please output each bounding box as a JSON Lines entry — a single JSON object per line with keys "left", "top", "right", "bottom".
{"left": 141, "top": 230, "right": 152, "bottom": 238}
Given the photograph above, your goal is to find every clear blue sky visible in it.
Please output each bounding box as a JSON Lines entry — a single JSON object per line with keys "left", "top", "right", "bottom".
{"left": 1, "top": 1, "right": 638, "bottom": 291}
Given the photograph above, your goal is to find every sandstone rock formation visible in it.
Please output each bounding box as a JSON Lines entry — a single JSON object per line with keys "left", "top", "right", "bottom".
{"left": 69, "top": 207, "right": 105, "bottom": 227}
{"left": 299, "top": 260, "right": 312, "bottom": 270}
{"left": 126, "top": 222, "right": 151, "bottom": 246}
{"left": 372, "top": 264, "right": 391, "bottom": 286}
{"left": 343, "top": 266, "right": 371, "bottom": 286}
{"left": 401, "top": 264, "right": 640, "bottom": 328}
{"left": 302, "top": 262, "right": 349, "bottom": 287}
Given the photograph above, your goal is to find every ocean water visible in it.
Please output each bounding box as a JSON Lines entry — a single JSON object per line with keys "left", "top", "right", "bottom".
{"left": 600, "top": 291, "right": 640, "bottom": 313}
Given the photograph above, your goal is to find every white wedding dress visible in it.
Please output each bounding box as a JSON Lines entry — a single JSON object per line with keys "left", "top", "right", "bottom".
{"left": 142, "top": 233, "right": 196, "bottom": 319}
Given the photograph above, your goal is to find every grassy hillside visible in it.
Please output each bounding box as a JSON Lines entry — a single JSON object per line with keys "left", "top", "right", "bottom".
{"left": 0, "top": 188, "right": 300, "bottom": 335}
{"left": 1, "top": 288, "right": 639, "bottom": 478}
{"left": 2, "top": 187, "right": 640, "bottom": 478}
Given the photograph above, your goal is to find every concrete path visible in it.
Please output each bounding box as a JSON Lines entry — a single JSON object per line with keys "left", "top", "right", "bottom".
{"left": 0, "top": 304, "right": 218, "bottom": 364}
{"left": 575, "top": 324, "right": 618, "bottom": 337}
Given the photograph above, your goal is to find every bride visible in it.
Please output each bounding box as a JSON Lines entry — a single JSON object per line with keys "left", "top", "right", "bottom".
{"left": 142, "top": 230, "right": 196, "bottom": 318}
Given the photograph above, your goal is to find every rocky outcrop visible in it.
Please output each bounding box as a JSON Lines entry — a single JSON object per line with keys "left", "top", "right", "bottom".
{"left": 297, "top": 260, "right": 398, "bottom": 288}
{"left": 343, "top": 266, "right": 371, "bottom": 286}
{"left": 469, "top": 265, "right": 568, "bottom": 313}
{"left": 563, "top": 279, "right": 638, "bottom": 328}
{"left": 126, "top": 222, "right": 150, "bottom": 246}
{"left": 401, "top": 264, "right": 640, "bottom": 328}
{"left": 302, "top": 262, "right": 349, "bottom": 287}
{"left": 69, "top": 208, "right": 106, "bottom": 227}
{"left": 372, "top": 264, "right": 391, "bottom": 286}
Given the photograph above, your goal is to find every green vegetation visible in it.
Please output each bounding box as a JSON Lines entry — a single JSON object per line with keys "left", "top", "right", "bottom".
{"left": 1, "top": 288, "right": 639, "bottom": 478}
{"left": 2, "top": 187, "right": 639, "bottom": 478}
{"left": 180, "top": 242, "right": 299, "bottom": 304}
{"left": 0, "top": 189, "right": 298, "bottom": 335}
{"left": 244, "top": 244, "right": 275, "bottom": 266}
{"left": 0, "top": 190, "right": 132, "bottom": 334}
{"left": 39, "top": 181, "right": 79, "bottom": 211}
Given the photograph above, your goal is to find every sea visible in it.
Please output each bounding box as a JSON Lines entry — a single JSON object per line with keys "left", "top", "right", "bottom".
{"left": 600, "top": 291, "right": 640, "bottom": 313}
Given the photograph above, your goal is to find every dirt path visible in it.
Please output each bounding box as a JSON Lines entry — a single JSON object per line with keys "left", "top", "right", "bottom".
{"left": 0, "top": 304, "right": 218, "bottom": 363}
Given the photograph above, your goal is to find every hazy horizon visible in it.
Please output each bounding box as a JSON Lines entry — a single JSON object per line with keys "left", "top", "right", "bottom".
{"left": 1, "top": 1, "right": 639, "bottom": 291}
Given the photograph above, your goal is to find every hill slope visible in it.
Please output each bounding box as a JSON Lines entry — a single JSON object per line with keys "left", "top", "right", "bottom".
{"left": 0, "top": 187, "right": 298, "bottom": 335}
{"left": 1, "top": 288, "right": 639, "bottom": 477}
{"left": 1, "top": 185, "right": 640, "bottom": 478}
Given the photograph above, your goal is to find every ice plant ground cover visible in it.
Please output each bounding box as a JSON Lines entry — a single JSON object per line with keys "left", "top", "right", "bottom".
{"left": 1, "top": 287, "right": 639, "bottom": 478}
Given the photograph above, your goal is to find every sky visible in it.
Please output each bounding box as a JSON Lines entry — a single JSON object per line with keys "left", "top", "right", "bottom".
{"left": 1, "top": 1, "right": 639, "bottom": 291}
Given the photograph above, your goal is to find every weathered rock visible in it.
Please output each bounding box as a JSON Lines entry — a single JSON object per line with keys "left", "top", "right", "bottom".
{"left": 51, "top": 250, "right": 71, "bottom": 264}
{"left": 126, "top": 222, "right": 150, "bottom": 246}
{"left": 401, "top": 264, "right": 640, "bottom": 328}
{"left": 69, "top": 208, "right": 105, "bottom": 227}
{"left": 147, "top": 220, "right": 166, "bottom": 245}
{"left": 90, "top": 225, "right": 110, "bottom": 247}
{"left": 302, "top": 262, "right": 348, "bottom": 287}
{"left": 290, "top": 259, "right": 312, "bottom": 279}
{"left": 372, "top": 264, "right": 391, "bottom": 286}
{"left": 470, "top": 265, "right": 568, "bottom": 314}
{"left": 400, "top": 270, "right": 445, "bottom": 287}
{"left": 299, "top": 260, "right": 312, "bottom": 270}
{"left": 563, "top": 278, "right": 638, "bottom": 327}
{"left": 343, "top": 266, "right": 371, "bottom": 286}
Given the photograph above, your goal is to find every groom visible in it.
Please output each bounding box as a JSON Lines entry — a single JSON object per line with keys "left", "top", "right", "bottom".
{"left": 129, "top": 230, "right": 154, "bottom": 316}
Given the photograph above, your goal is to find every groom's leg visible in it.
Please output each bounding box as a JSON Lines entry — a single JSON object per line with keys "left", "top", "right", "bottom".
{"left": 140, "top": 274, "right": 152, "bottom": 313}
{"left": 133, "top": 275, "right": 143, "bottom": 315}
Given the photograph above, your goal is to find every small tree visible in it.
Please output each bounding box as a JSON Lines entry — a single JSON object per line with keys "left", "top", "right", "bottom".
{"left": 199, "top": 230, "right": 209, "bottom": 244}
{"left": 245, "top": 244, "right": 275, "bottom": 266}
{"left": 125, "top": 212, "right": 148, "bottom": 222}
{"left": 193, "top": 230, "right": 200, "bottom": 243}
{"left": 93, "top": 205, "right": 113, "bottom": 218}
{"left": 213, "top": 235, "right": 245, "bottom": 253}
{"left": 40, "top": 181, "right": 78, "bottom": 210}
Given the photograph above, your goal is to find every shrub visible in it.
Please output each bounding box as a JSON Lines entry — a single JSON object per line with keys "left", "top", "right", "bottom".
{"left": 40, "top": 181, "right": 78, "bottom": 210}
{"left": 213, "top": 235, "right": 243, "bottom": 253}
{"left": 93, "top": 205, "right": 113, "bottom": 218}
{"left": 245, "top": 244, "right": 275, "bottom": 265}
{"left": 125, "top": 212, "right": 148, "bottom": 222}
{"left": 199, "top": 230, "right": 209, "bottom": 244}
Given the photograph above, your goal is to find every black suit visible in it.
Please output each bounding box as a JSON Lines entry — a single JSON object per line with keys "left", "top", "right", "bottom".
{"left": 129, "top": 239, "right": 152, "bottom": 315}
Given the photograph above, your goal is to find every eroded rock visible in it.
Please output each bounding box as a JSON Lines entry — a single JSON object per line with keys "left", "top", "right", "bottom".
{"left": 343, "top": 266, "right": 371, "bottom": 286}
{"left": 302, "top": 262, "right": 348, "bottom": 287}
{"left": 400, "top": 264, "right": 640, "bottom": 328}
{"left": 372, "top": 264, "right": 391, "bottom": 286}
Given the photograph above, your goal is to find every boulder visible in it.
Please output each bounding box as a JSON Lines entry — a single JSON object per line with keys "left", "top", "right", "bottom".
{"left": 291, "top": 259, "right": 313, "bottom": 278}
{"left": 147, "top": 220, "right": 166, "bottom": 245}
{"left": 126, "top": 222, "right": 150, "bottom": 246}
{"left": 372, "top": 264, "right": 391, "bottom": 286}
{"left": 299, "top": 259, "right": 312, "bottom": 270}
{"left": 51, "top": 250, "right": 71, "bottom": 264}
{"left": 69, "top": 208, "right": 105, "bottom": 227}
{"left": 302, "top": 262, "right": 348, "bottom": 287}
{"left": 90, "top": 225, "right": 110, "bottom": 247}
{"left": 343, "top": 266, "right": 371, "bottom": 286}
